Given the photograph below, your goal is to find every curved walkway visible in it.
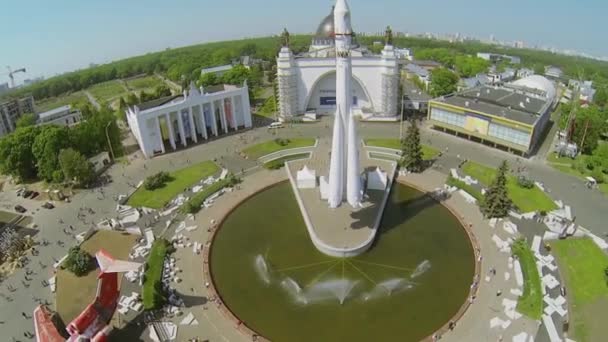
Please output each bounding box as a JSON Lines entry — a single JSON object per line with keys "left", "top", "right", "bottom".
{"left": 403, "top": 170, "right": 538, "bottom": 342}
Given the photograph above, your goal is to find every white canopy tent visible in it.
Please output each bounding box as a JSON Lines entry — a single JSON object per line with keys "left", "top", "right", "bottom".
{"left": 367, "top": 167, "right": 388, "bottom": 190}
{"left": 297, "top": 165, "right": 317, "bottom": 189}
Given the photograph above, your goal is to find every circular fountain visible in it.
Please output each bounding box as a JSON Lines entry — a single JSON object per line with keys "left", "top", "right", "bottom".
{"left": 210, "top": 181, "right": 475, "bottom": 341}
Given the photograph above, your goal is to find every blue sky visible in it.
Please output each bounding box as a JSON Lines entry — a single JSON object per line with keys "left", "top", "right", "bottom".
{"left": 1, "top": 0, "right": 606, "bottom": 83}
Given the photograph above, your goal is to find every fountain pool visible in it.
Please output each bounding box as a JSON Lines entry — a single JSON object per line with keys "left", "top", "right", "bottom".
{"left": 210, "top": 181, "right": 475, "bottom": 341}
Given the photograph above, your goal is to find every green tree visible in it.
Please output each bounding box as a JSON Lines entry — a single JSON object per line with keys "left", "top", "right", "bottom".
{"left": 571, "top": 106, "right": 607, "bottom": 154}
{"left": 533, "top": 63, "right": 545, "bottom": 75}
{"left": 429, "top": 68, "right": 459, "bottom": 97}
{"left": 16, "top": 113, "right": 38, "bottom": 128}
{"left": 199, "top": 72, "right": 218, "bottom": 87}
{"left": 594, "top": 86, "right": 607, "bottom": 108}
{"left": 222, "top": 64, "right": 250, "bottom": 85}
{"left": 32, "top": 126, "right": 71, "bottom": 182}
{"left": 118, "top": 97, "right": 127, "bottom": 110}
{"left": 481, "top": 161, "right": 513, "bottom": 218}
{"left": 58, "top": 148, "right": 94, "bottom": 187}
{"left": 453, "top": 55, "right": 490, "bottom": 78}
{"left": 0, "top": 126, "right": 40, "bottom": 181}
{"left": 154, "top": 84, "right": 171, "bottom": 98}
{"left": 588, "top": 143, "right": 608, "bottom": 173}
{"left": 64, "top": 246, "right": 94, "bottom": 276}
{"left": 400, "top": 119, "right": 424, "bottom": 172}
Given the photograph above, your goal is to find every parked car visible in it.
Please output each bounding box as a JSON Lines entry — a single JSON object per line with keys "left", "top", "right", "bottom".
{"left": 268, "top": 122, "right": 284, "bottom": 129}
{"left": 23, "top": 190, "right": 33, "bottom": 198}
{"left": 42, "top": 202, "right": 55, "bottom": 209}
{"left": 14, "top": 205, "right": 27, "bottom": 213}
{"left": 30, "top": 191, "right": 40, "bottom": 199}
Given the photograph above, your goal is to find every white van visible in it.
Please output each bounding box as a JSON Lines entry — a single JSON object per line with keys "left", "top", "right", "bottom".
{"left": 268, "top": 122, "right": 284, "bottom": 129}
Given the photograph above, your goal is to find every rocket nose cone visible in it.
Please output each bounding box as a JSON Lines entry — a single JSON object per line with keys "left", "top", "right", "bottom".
{"left": 334, "top": 0, "right": 350, "bottom": 13}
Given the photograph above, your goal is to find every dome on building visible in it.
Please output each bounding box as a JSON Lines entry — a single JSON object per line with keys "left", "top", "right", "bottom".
{"left": 511, "top": 75, "right": 556, "bottom": 101}
{"left": 315, "top": 6, "right": 335, "bottom": 38}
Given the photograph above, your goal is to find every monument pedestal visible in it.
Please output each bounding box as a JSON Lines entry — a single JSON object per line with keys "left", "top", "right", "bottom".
{"left": 286, "top": 151, "right": 397, "bottom": 257}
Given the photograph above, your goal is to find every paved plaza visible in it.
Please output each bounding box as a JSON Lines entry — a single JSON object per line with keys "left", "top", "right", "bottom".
{"left": 0, "top": 116, "right": 605, "bottom": 341}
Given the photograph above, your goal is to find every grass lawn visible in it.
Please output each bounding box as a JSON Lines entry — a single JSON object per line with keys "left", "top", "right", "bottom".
{"left": 127, "top": 161, "right": 219, "bottom": 209}
{"left": 88, "top": 80, "right": 128, "bottom": 102}
{"left": 255, "top": 95, "right": 277, "bottom": 119}
{"left": 263, "top": 153, "right": 310, "bottom": 169}
{"left": 446, "top": 176, "right": 483, "bottom": 202}
{"left": 364, "top": 138, "right": 440, "bottom": 160}
{"left": 551, "top": 238, "right": 608, "bottom": 342}
{"left": 242, "top": 138, "right": 315, "bottom": 159}
{"left": 56, "top": 230, "right": 138, "bottom": 323}
{"left": 461, "top": 161, "right": 557, "bottom": 213}
{"left": 143, "top": 239, "right": 171, "bottom": 310}
{"left": 36, "top": 92, "right": 88, "bottom": 112}
{"left": 125, "top": 75, "right": 163, "bottom": 91}
{"left": 512, "top": 239, "right": 543, "bottom": 319}
{"left": 546, "top": 152, "right": 608, "bottom": 196}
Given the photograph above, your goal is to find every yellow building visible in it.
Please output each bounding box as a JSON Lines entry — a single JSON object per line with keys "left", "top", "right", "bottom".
{"left": 427, "top": 76, "right": 556, "bottom": 156}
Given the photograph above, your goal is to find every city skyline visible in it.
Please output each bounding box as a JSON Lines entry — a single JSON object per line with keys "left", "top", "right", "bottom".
{"left": 1, "top": 0, "right": 606, "bottom": 84}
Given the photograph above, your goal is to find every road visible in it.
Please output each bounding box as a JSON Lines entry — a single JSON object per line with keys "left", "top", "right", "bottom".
{"left": 84, "top": 90, "right": 101, "bottom": 110}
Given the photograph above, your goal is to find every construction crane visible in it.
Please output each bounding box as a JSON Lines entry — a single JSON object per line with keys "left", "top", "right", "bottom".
{"left": 4, "top": 66, "right": 26, "bottom": 88}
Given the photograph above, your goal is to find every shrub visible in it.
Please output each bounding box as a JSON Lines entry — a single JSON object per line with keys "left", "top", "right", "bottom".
{"left": 64, "top": 246, "right": 94, "bottom": 276}
{"left": 517, "top": 176, "right": 535, "bottom": 189}
{"left": 264, "top": 159, "right": 286, "bottom": 170}
{"left": 274, "top": 138, "right": 290, "bottom": 146}
{"left": 144, "top": 171, "right": 171, "bottom": 190}
{"left": 590, "top": 168, "right": 605, "bottom": 184}
{"left": 142, "top": 239, "right": 172, "bottom": 310}
{"left": 180, "top": 174, "right": 240, "bottom": 214}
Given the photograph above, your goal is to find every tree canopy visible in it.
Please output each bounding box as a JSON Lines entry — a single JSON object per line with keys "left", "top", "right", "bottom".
{"left": 0, "top": 106, "right": 120, "bottom": 183}
{"left": 570, "top": 105, "right": 607, "bottom": 154}
{"left": 429, "top": 68, "right": 459, "bottom": 97}
{"left": 59, "top": 148, "right": 94, "bottom": 187}
{"left": 481, "top": 160, "right": 513, "bottom": 218}
{"left": 32, "top": 125, "right": 71, "bottom": 182}
{"left": 16, "top": 113, "right": 38, "bottom": 128}
{"left": 400, "top": 119, "right": 424, "bottom": 172}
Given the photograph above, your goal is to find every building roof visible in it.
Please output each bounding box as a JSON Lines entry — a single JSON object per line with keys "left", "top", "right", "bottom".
{"left": 137, "top": 95, "right": 184, "bottom": 111}
{"left": 402, "top": 80, "right": 431, "bottom": 102}
{"left": 200, "top": 64, "right": 233, "bottom": 75}
{"left": 433, "top": 85, "right": 550, "bottom": 126}
{"left": 37, "top": 105, "right": 71, "bottom": 120}
{"left": 404, "top": 63, "right": 429, "bottom": 77}
{"left": 511, "top": 75, "right": 556, "bottom": 100}
{"left": 315, "top": 6, "right": 335, "bottom": 38}
{"left": 461, "top": 74, "right": 491, "bottom": 88}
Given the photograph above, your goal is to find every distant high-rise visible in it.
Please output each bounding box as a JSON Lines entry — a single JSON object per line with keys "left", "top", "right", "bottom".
{"left": 0, "top": 96, "right": 36, "bottom": 137}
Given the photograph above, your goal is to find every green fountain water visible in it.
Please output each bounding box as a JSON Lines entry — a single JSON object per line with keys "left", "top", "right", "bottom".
{"left": 210, "top": 181, "right": 475, "bottom": 342}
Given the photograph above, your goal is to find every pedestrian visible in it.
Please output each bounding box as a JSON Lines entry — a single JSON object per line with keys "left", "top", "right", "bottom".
{"left": 21, "top": 312, "right": 27, "bottom": 319}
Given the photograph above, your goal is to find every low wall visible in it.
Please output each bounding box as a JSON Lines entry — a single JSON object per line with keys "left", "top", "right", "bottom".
{"left": 257, "top": 139, "right": 318, "bottom": 164}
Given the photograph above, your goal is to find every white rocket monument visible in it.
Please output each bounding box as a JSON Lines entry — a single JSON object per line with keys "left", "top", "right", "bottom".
{"left": 327, "top": 0, "right": 362, "bottom": 208}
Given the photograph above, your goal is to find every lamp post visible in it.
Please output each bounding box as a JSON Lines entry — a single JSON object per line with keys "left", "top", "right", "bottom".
{"left": 399, "top": 94, "right": 405, "bottom": 142}
{"left": 105, "top": 121, "right": 116, "bottom": 161}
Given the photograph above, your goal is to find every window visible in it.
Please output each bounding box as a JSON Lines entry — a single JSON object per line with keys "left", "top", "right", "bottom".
{"left": 430, "top": 108, "right": 466, "bottom": 128}
{"left": 488, "top": 123, "right": 530, "bottom": 147}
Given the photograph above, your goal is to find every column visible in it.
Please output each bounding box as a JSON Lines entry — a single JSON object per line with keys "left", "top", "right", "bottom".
{"left": 200, "top": 104, "right": 208, "bottom": 140}
{"left": 176, "top": 110, "right": 187, "bottom": 147}
{"left": 241, "top": 90, "right": 252, "bottom": 128}
{"left": 230, "top": 96, "right": 238, "bottom": 130}
{"left": 156, "top": 116, "right": 165, "bottom": 154}
{"left": 166, "top": 113, "right": 176, "bottom": 150}
{"left": 219, "top": 98, "right": 228, "bottom": 134}
{"left": 188, "top": 106, "right": 197, "bottom": 143}
{"left": 211, "top": 101, "right": 219, "bottom": 136}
